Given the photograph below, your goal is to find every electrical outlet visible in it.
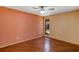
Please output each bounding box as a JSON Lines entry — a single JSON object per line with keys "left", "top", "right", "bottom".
{"left": 16, "top": 36, "right": 19, "bottom": 40}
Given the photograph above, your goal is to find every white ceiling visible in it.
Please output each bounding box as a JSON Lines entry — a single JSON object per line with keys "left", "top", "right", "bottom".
{"left": 6, "top": 6, "right": 79, "bottom": 16}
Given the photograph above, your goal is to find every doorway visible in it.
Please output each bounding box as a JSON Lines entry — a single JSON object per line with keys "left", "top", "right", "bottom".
{"left": 45, "top": 19, "right": 50, "bottom": 36}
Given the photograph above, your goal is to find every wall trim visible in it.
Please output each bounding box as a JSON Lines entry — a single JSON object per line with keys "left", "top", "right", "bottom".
{"left": 0, "top": 36, "right": 43, "bottom": 48}
{"left": 49, "top": 37, "right": 79, "bottom": 47}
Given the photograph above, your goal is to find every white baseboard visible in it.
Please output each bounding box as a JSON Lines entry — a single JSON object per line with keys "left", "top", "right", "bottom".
{"left": 0, "top": 35, "right": 43, "bottom": 48}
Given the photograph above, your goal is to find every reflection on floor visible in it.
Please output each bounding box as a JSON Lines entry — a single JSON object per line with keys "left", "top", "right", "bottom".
{"left": 0, "top": 37, "right": 79, "bottom": 52}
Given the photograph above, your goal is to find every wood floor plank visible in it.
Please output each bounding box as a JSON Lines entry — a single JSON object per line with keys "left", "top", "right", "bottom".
{"left": 0, "top": 37, "right": 78, "bottom": 52}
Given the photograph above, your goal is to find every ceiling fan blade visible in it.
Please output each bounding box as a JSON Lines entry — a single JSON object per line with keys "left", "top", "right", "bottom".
{"left": 48, "top": 8, "right": 55, "bottom": 10}
{"left": 32, "top": 7, "right": 39, "bottom": 9}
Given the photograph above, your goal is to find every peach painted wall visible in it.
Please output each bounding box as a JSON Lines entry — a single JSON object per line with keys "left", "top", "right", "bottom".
{"left": 46, "top": 10, "right": 79, "bottom": 45}
{"left": 0, "top": 7, "right": 43, "bottom": 48}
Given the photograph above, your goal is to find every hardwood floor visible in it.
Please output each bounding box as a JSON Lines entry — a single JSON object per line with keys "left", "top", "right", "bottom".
{"left": 0, "top": 37, "right": 78, "bottom": 52}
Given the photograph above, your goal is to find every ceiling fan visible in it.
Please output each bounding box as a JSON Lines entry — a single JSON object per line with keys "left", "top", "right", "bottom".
{"left": 32, "top": 6, "right": 55, "bottom": 14}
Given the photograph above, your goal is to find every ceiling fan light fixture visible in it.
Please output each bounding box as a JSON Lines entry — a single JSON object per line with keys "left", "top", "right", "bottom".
{"left": 40, "top": 10, "right": 45, "bottom": 14}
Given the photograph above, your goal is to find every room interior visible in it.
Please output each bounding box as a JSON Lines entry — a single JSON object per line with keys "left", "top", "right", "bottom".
{"left": 0, "top": 6, "right": 79, "bottom": 52}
